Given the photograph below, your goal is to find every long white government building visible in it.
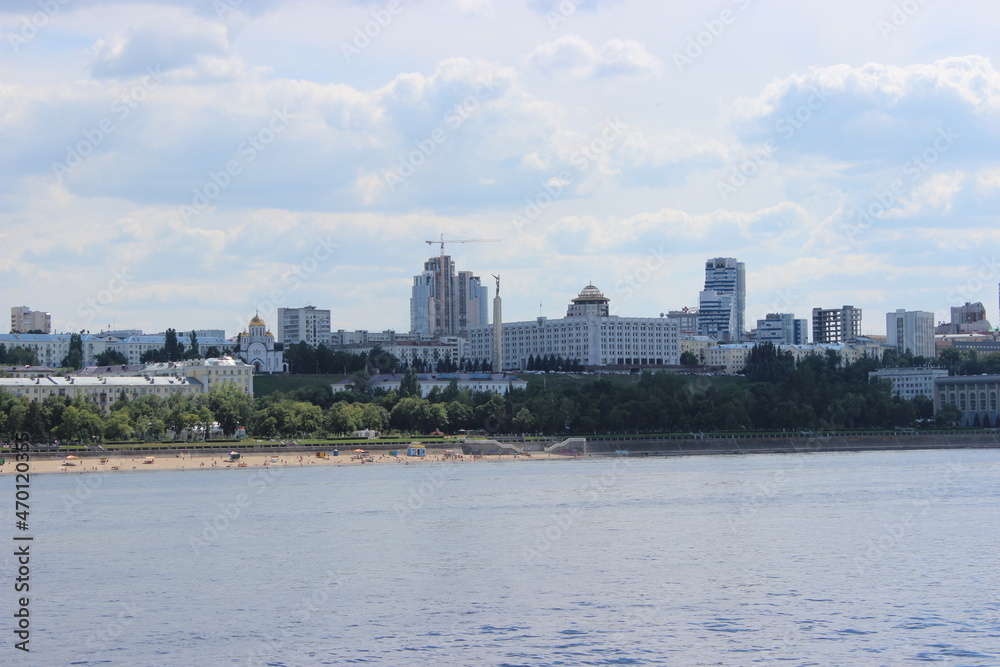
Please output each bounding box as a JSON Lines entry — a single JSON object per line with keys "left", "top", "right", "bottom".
{"left": 467, "top": 285, "right": 680, "bottom": 370}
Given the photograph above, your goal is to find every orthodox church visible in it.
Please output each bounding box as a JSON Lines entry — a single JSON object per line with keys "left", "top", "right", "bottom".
{"left": 236, "top": 313, "right": 287, "bottom": 373}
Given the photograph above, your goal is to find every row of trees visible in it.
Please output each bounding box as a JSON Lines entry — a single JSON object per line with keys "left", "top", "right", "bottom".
{"left": 6, "top": 346, "right": 1000, "bottom": 442}
{"left": 0, "top": 344, "right": 39, "bottom": 366}
{"left": 0, "top": 384, "right": 255, "bottom": 443}
{"left": 139, "top": 329, "right": 223, "bottom": 364}
{"left": 282, "top": 342, "right": 498, "bottom": 375}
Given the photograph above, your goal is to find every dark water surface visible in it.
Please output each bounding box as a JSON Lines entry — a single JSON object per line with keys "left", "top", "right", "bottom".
{"left": 8, "top": 448, "right": 1000, "bottom": 666}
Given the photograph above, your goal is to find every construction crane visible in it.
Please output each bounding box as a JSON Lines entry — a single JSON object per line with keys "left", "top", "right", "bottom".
{"left": 425, "top": 234, "right": 500, "bottom": 257}
{"left": 423, "top": 235, "right": 500, "bottom": 336}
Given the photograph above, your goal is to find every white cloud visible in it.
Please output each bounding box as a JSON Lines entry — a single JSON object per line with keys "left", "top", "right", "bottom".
{"left": 89, "top": 11, "right": 230, "bottom": 78}
{"left": 525, "top": 35, "right": 662, "bottom": 81}
{"left": 729, "top": 56, "right": 1000, "bottom": 166}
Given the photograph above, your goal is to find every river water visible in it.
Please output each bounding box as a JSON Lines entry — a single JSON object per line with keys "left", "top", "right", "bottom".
{"left": 8, "top": 448, "right": 1000, "bottom": 666}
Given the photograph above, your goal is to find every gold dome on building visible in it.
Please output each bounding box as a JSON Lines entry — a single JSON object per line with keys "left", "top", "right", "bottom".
{"left": 249, "top": 313, "right": 266, "bottom": 327}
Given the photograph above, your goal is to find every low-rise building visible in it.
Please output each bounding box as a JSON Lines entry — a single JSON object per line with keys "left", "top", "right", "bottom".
{"left": 0, "top": 365, "right": 60, "bottom": 378}
{"left": 704, "top": 343, "right": 755, "bottom": 374}
{"left": 679, "top": 336, "right": 717, "bottom": 364}
{"left": 336, "top": 338, "right": 466, "bottom": 370}
{"left": 933, "top": 374, "right": 1000, "bottom": 426}
{"left": 0, "top": 375, "right": 202, "bottom": 413}
{"left": 868, "top": 367, "right": 948, "bottom": 400}
{"left": 142, "top": 358, "right": 254, "bottom": 395}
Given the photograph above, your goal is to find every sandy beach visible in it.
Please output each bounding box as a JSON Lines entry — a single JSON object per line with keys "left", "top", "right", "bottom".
{"left": 1, "top": 449, "right": 572, "bottom": 475}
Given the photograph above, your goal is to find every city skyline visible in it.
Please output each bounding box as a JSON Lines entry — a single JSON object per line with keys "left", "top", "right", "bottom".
{"left": 2, "top": 2, "right": 1000, "bottom": 336}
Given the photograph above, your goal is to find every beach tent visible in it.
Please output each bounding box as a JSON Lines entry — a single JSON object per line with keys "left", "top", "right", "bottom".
{"left": 406, "top": 445, "right": 426, "bottom": 457}
{"left": 229, "top": 451, "right": 241, "bottom": 461}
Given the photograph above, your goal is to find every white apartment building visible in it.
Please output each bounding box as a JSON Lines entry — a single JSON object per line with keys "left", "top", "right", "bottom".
{"left": 467, "top": 285, "right": 681, "bottom": 370}
{"left": 886, "top": 309, "right": 935, "bottom": 359}
{"left": 869, "top": 367, "right": 948, "bottom": 400}
{"left": 277, "top": 306, "right": 332, "bottom": 346}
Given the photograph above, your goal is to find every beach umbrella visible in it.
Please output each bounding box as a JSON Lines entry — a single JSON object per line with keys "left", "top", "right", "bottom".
{"left": 353, "top": 449, "right": 366, "bottom": 452}
{"left": 65, "top": 455, "right": 78, "bottom": 459}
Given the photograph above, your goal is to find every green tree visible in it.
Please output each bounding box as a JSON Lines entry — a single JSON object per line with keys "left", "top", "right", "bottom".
{"left": 935, "top": 403, "right": 962, "bottom": 426}
{"left": 164, "top": 328, "right": 181, "bottom": 362}
{"left": 512, "top": 406, "right": 536, "bottom": 433}
{"left": 188, "top": 330, "right": 200, "bottom": 359}
{"left": 399, "top": 367, "right": 420, "bottom": 398}
{"left": 60, "top": 333, "right": 84, "bottom": 369}
{"left": 680, "top": 350, "right": 699, "bottom": 366}
{"left": 104, "top": 410, "right": 134, "bottom": 441}
{"left": 208, "top": 383, "right": 253, "bottom": 437}
{"left": 95, "top": 349, "right": 129, "bottom": 366}
{"left": 5, "top": 346, "right": 40, "bottom": 366}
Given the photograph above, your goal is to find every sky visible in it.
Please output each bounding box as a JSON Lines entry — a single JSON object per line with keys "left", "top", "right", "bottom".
{"left": 2, "top": 0, "right": 999, "bottom": 339}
